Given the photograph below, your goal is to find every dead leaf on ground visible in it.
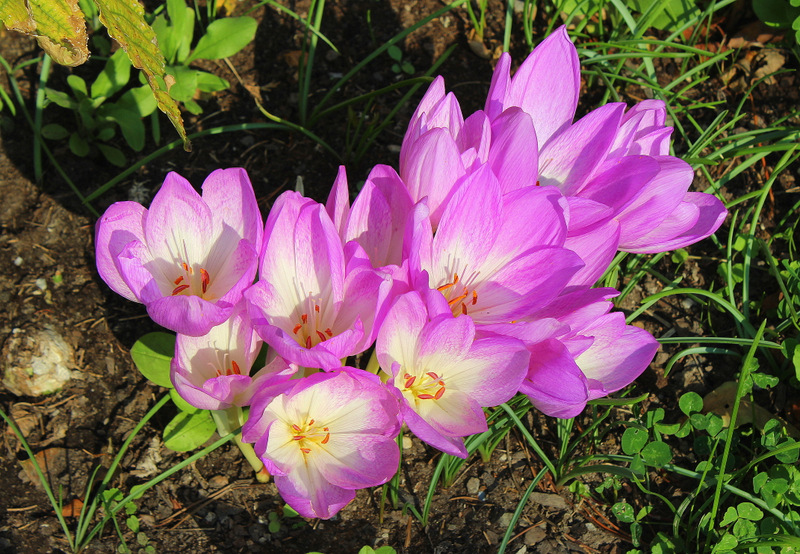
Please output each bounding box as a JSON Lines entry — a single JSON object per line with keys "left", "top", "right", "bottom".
{"left": 728, "top": 21, "right": 785, "bottom": 49}
{"left": 61, "top": 497, "right": 84, "bottom": 517}
{"left": 703, "top": 381, "right": 800, "bottom": 439}
{"left": 18, "top": 447, "right": 66, "bottom": 489}
{"left": 752, "top": 49, "right": 786, "bottom": 84}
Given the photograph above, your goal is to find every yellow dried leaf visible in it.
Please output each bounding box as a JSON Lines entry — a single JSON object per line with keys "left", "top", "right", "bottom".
{"left": 26, "top": 0, "right": 89, "bottom": 66}
{"left": 0, "top": 0, "right": 35, "bottom": 33}
{"left": 93, "top": 0, "right": 191, "bottom": 151}
{"left": 703, "top": 381, "right": 800, "bottom": 439}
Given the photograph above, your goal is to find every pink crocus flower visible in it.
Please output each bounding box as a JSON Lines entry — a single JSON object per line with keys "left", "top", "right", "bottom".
{"left": 486, "top": 289, "right": 659, "bottom": 418}
{"left": 245, "top": 191, "right": 393, "bottom": 370}
{"left": 407, "top": 163, "right": 588, "bottom": 325}
{"left": 242, "top": 369, "right": 401, "bottom": 519}
{"left": 486, "top": 27, "right": 727, "bottom": 253}
{"left": 377, "top": 290, "right": 529, "bottom": 457}
{"left": 170, "top": 301, "right": 295, "bottom": 411}
{"left": 95, "top": 169, "right": 263, "bottom": 336}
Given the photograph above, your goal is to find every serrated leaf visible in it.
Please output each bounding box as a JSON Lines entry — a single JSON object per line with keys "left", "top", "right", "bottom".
{"left": 0, "top": 0, "right": 35, "bottom": 33}
{"left": 163, "top": 410, "right": 215, "bottom": 452}
{"left": 91, "top": 48, "right": 132, "bottom": 99}
{"left": 185, "top": 16, "right": 257, "bottom": 63}
{"left": 129, "top": 331, "right": 176, "bottom": 388}
{"left": 27, "top": 0, "right": 89, "bottom": 66}
{"left": 93, "top": 0, "right": 190, "bottom": 151}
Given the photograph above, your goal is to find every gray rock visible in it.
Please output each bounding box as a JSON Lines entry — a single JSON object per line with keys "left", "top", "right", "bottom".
{"left": 466, "top": 477, "right": 481, "bottom": 495}
{"left": 2, "top": 326, "right": 73, "bottom": 396}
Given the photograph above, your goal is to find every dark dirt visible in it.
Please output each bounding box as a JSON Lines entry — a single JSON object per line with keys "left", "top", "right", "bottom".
{"left": 1, "top": 1, "right": 798, "bottom": 553}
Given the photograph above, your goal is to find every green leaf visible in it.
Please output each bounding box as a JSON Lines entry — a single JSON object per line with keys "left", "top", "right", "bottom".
{"left": 129, "top": 331, "right": 176, "bottom": 388}
{"left": 166, "top": 0, "right": 194, "bottom": 62}
{"left": 387, "top": 45, "right": 402, "bottom": 62}
{"left": 775, "top": 439, "right": 800, "bottom": 463}
{"left": 170, "top": 387, "right": 199, "bottom": 413}
{"left": 186, "top": 16, "right": 257, "bottom": 63}
{"left": 713, "top": 532, "right": 738, "bottom": 552}
{"left": 679, "top": 391, "right": 703, "bottom": 416}
{"left": 195, "top": 71, "right": 229, "bottom": 93}
{"left": 621, "top": 427, "right": 649, "bottom": 455}
{"left": 753, "top": 0, "right": 800, "bottom": 27}
{"left": 163, "top": 410, "right": 216, "bottom": 452}
{"left": 100, "top": 104, "right": 145, "bottom": 151}
{"left": 26, "top": 0, "right": 89, "bottom": 66}
{"left": 612, "top": 501, "right": 635, "bottom": 523}
{"left": 641, "top": 441, "right": 672, "bottom": 467}
{"left": 720, "top": 506, "right": 739, "bottom": 526}
{"left": 126, "top": 515, "right": 140, "bottom": 533}
{"left": 67, "top": 74, "right": 88, "bottom": 97}
{"left": 165, "top": 65, "right": 198, "bottom": 103}
{"left": 97, "top": 143, "right": 126, "bottom": 166}
{"left": 117, "top": 85, "right": 157, "bottom": 117}
{"left": 357, "top": 548, "right": 376, "bottom": 554}
{"left": 93, "top": 0, "right": 189, "bottom": 150}
{"left": 737, "top": 502, "right": 764, "bottom": 521}
{"left": 41, "top": 123, "right": 69, "bottom": 140}
{"left": 91, "top": 48, "right": 132, "bottom": 98}
{"left": 69, "top": 132, "right": 89, "bottom": 156}
{"left": 374, "top": 547, "right": 397, "bottom": 554}
{"left": 96, "top": 124, "right": 115, "bottom": 141}
{"left": 44, "top": 87, "right": 75, "bottom": 109}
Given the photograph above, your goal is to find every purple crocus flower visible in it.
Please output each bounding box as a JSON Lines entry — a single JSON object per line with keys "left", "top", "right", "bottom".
{"left": 170, "top": 301, "right": 295, "bottom": 411}
{"left": 245, "top": 191, "right": 393, "bottom": 370}
{"left": 407, "top": 163, "right": 586, "bottom": 324}
{"left": 486, "top": 27, "right": 727, "bottom": 253}
{"left": 242, "top": 369, "right": 401, "bottom": 519}
{"left": 377, "top": 290, "right": 529, "bottom": 457}
{"left": 95, "top": 169, "right": 263, "bottom": 336}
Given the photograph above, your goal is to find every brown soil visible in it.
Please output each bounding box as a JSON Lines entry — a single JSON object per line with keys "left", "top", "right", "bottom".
{"left": 1, "top": 1, "right": 797, "bottom": 553}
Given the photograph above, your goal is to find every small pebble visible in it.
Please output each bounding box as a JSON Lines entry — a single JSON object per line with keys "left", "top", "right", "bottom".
{"left": 13, "top": 256, "right": 23, "bottom": 266}
{"left": 402, "top": 435, "right": 413, "bottom": 450}
{"left": 208, "top": 475, "right": 229, "bottom": 489}
{"left": 35, "top": 278, "right": 47, "bottom": 291}
{"left": 466, "top": 477, "right": 480, "bottom": 495}
{"left": 497, "top": 512, "right": 514, "bottom": 528}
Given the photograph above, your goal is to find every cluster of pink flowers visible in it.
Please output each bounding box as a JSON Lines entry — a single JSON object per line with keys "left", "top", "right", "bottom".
{"left": 95, "top": 28, "right": 726, "bottom": 519}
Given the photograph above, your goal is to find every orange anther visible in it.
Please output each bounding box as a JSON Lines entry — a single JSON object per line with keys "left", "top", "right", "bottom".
{"left": 417, "top": 393, "right": 435, "bottom": 400}
{"left": 174, "top": 275, "right": 184, "bottom": 285}
{"left": 293, "top": 435, "right": 305, "bottom": 441}
{"left": 182, "top": 262, "right": 189, "bottom": 272}
{"left": 291, "top": 424, "right": 302, "bottom": 432}
{"left": 453, "top": 273, "right": 459, "bottom": 284}
{"left": 200, "top": 268, "right": 210, "bottom": 293}
{"left": 461, "top": 304, "right": 468, "bottom": 315}
{"left": 437, "top": 282, "right": 454, "bottom": 292}
{"left": 321, "top": 433, "right": 330, "bottom": 444}
{"left": 301, "top": 314, "right": 308, "bottom": 324}
{"left": 172, "top": 284, "right": 190, "bottom": 295}
{"left": 292, "top": 324, "right": 303, "bottom": 334}
{"left": 472, "top": 290, "right": 478, "bottom": 305}
{"left": 308, "top": 419, "right": 315, "bottom": 425}
{"left": 231, "top": 360, "right": 241, "bottom": 375}
{"left": 448, "top": 293, "right": 468, "bottom": 306}
{"left": 404, "top": 376, "right": 416, "bottom": 388}
{"left": 315, "top": 305, "right": 320, "bottom": 313}
{"left": 426, "top": 372, "right": 439, "bottom": 380}
{"left": 325, "top": 328, "right": 333, "bottom": 337}
{"left": 300, "top": 447, "right": 311, "bottom": 454}
{"left": 434, "top": 387, "right": 445, "bottom": 400}
{"left": 305, "top": 336, "right": 312, "bottom": 349}
{"left": 316, "top": 330, "right": 327, "bottom": 342}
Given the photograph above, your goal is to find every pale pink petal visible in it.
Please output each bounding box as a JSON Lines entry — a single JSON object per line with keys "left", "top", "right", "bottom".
{"left": 95, "top": 201, "right": 147, "bottom": 301}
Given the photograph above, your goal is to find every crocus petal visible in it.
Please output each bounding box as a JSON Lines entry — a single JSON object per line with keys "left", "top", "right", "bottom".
{"left": 538, "top": 103, "right": 626, "bottom": 195}
{"left": 620, "top": 192, "right": 727, "bottom": 253}
{"left": 520, "top": 339, "right": 589, "bottom": 418}
{"left": 325, "top": 166, "right": 350, "bottom": 240}
{"left": 95, "top": 201, "right": 147, "bottom": 302}
{"left": 144, "top": 172, "right": 217, "bottom": 265}
{"left": 399, "top": 127, "right": 466, "bottom": 226}
{"left": 146, "top": 294, "right": 233, "bottom": 336}
{"left": 275, "top": 470, "right": 355, "bottom": 520}
{"left": 499, "top": 26, "right": 581, "bottom": 146}
{"left": 574, "top": 313, "right": 659, "bottom": 397}
{"left": 400, "top": 400, "right": 470, "bottom": 458}
{"left": 201, "top": 168, "right": 263, "bottom": 251}
{"left": 488, "top": 108, "right": 539, "bottom": 192}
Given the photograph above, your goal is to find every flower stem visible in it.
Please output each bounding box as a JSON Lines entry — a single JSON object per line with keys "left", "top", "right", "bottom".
{"left": 211, "top": 408, "right": 270, "bottom": 483}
